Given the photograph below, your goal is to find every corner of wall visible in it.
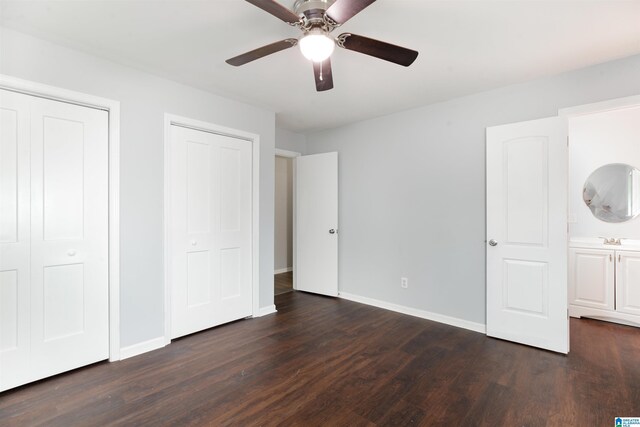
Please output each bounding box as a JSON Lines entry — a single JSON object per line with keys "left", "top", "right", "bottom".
{"left": 275, "top": 127, "right": 307, "bottom": 155}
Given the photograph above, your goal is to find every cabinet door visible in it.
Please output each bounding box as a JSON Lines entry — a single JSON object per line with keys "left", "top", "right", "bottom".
{"left": 616, "top": 251, "right": 640, "bottom": 316}
{"left": 569, "top": 248, "right": 614, "bottom": 310}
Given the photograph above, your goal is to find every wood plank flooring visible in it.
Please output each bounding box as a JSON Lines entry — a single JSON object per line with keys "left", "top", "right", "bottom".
{"left": 1, "top": 291, "right": 639, "bottom": 426}
{"left": 274, "top": 271, "right": 293, "bottom": 295}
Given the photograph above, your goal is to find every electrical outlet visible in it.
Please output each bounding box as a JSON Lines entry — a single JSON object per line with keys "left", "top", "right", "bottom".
{"left": 401, "top": 277, "right": 408, "bottom": 289}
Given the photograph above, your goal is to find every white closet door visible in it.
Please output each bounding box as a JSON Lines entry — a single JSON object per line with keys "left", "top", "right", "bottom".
{"left": 170, "top": 125, "right": 252, "bottom": 339}
{"left": 0, "top": 89, "right": 109, "bottom": 392}
{"left": 0, "top": 90, "right": 31, "bottom": 390}
{"left": 29, "top": 96, "right": 109, "bottom": 380}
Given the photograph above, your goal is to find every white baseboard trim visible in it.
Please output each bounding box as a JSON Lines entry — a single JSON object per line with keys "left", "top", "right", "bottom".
{"left": 274, "top": 267, "right": 292, "bottom": 275}
{"left": 119, "top": 336, "right": 166, "bottom": 360}
{"left": 254, "top": 304, "right": 277, "bottom": 317}
{"left": 338, "top": 292, "right": 486, "bottom": 334}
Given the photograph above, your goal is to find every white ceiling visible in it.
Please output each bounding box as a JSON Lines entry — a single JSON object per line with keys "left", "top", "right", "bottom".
{"left": 1, "top": 0, "right": 640, "bottom": 133}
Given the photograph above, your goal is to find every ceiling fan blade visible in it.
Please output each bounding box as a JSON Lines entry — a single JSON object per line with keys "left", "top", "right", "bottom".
{"left": 337, "top": 33, "right": 418, "bottom": 67}
{"left": 244, "top": 0, "right": 301, "bottom": 24}
{"left": 313, "top": 58, "right": 334, "bottom": 92}
{"left": 226, "top": 39, "right": 298, "bottom": 66}
{"left": 325, "top": 0, "right": 376, "bottom": 25}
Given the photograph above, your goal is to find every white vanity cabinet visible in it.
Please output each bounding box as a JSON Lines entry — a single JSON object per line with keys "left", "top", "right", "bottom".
{"left": 569, "top": 243, "right": 640, "bottom": 327}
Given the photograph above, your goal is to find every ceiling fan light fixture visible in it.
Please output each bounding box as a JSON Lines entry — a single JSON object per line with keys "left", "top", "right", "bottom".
{"left": 299, "top": 29, "right": 335, "bottom": 62}
{"left": 228, "top": 0, "right": 419, "bottom": 91}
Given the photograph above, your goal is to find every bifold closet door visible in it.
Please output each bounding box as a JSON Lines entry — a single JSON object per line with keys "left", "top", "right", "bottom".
{"left": 169, "top": 125, "right": 252, "bottom": 340}
{"left": 0, "top": 90, "right": 31, "bottom": 390}
{"left": 0, "top": 89, "right": 109, "bottom": 392}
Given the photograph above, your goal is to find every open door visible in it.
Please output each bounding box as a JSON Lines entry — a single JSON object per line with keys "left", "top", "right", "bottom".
{"left": 296, "top": 152, "right": 338, "bottom": 297}
{"left": 486, "top": 117, "right": 569, "bottom": 354}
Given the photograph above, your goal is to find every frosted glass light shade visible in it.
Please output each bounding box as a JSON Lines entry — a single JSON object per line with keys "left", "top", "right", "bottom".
{"left": 299, "top": 32, "right": 335, "bottom": 62}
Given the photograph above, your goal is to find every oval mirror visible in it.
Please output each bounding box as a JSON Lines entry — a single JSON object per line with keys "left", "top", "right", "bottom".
{"left": 583, "top": 163, "right": 640, "bottom": 223}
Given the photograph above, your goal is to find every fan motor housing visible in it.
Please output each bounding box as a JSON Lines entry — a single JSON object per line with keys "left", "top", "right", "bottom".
{"left": 294, "top": 0, "right": 336, "bottom": 24}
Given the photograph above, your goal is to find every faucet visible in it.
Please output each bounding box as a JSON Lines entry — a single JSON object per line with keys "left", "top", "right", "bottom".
{"left": 599, "top": 237, "right": 625, "bottom": 245}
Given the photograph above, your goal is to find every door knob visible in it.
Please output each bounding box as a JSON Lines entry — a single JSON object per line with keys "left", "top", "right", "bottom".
{"left": 488, "top": 239, "right": 498, "bottom": 247}
{"left": 191, "top": 240, "right": 197, "bottom": 246}
{"left": 67, "top": 250, "right": 77, "bottom": 256}
{"left": 329, "top": 229, "right": 336, "bottom": 234}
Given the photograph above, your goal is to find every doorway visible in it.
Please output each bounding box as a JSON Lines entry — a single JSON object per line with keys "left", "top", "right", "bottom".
{"left": 273, "top": 149, "right": 339, "bottom": 301}
{"left": 274, "top": 149, "right": 299, "bottom": 296}
{"left": 561, "top": 96, "right": 640, "bottom": 330}
{"left": 485, "top": 94, "right": 640, "bottom": 354}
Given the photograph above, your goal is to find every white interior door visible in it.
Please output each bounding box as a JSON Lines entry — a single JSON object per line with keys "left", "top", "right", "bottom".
{"left": 486, "top": 116, "right": 569, "bottom": 354}
{"left": 169, "top": 125, "right": 252, "bottom": 339}
{"left": 1, "top": 89, "right": 109, "bottom": 391}
{"left": 296, "top": 152, "right": 338, "bottom": 297}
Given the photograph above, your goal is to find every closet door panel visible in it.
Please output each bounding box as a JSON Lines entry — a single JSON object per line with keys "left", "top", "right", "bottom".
{"left": 29, "top": 97, "right": 109, "bottom": 379}
{"left": 170, "top": 125, "right": 252, "bottom": 339}
{"left": 0, "top": 90, "right": 31, "bottom": 391}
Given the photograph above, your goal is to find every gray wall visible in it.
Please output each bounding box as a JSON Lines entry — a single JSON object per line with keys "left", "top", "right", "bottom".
{"left": 306, "top": 54, "right": 640, "bottom": 325}
{"left": 1, "top": 27, "right": 277, "bottom": 348}
{"left": 276, "top": 127, "right": 307, "bottom": 154}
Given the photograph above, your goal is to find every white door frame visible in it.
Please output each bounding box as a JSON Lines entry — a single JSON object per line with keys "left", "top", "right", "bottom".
{"left": 559, "top": 94, "right": 640, "bottom": 117}
{"left": 163, "top": 114, "right": 261, "bottom": 344}
{"left": 0, "top": 74, "right": 122, "bottom": 361}
{"left": 275, "top": 148, "right": 301, "bottom": 290}
{"left": 558, "top": 93, "right": 640, "bottom": 324}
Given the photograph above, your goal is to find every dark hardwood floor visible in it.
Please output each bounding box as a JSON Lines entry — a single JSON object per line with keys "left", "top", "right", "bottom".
{"left": 1, "top": 291, "right": 639, "bottom": 426}
{"left": 274, "top": 271, "right": 293, "bottom": 295}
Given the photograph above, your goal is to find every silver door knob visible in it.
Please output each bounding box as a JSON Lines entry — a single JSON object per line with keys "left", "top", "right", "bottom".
{"left": 329, "top": 229, "right": 336, "bottom": 234}
{"left": 488, "top": 239, "right": 498, "bottom": 246}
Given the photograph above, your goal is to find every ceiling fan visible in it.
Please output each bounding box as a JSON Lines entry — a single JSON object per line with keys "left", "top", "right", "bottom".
{"left": 226, "top": 0, "right": 419, "bottom": 92}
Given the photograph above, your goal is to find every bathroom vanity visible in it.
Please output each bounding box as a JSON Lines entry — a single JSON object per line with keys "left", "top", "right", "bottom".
{"left": 569, "top": 163, "right": 640, "bottom": 327}
{"left": 569, "top": 238, "right": 640, "bottom": 327}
